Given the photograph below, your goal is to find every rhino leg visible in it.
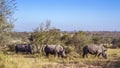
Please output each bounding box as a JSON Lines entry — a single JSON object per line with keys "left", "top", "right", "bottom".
{"left": 82, "top": 52, "right": 85, "bottom": 58}
{"left": 83, "top": 46, "right": 89, "bottom": 58}
{"left": 46, "top": 52, "right": 49, "bottom": 57}
{"left": 83, "top": 52, "right": 88, "bottom": 58}
{"left": 86, "top": 54, "right": 88, "bottom": 58}
{"left": 82, "top": 53, "right": 85, "bottom": 58}
{"left": 94, "top": 52, "right": 101, "bottom": 58}
{"left": 98, "top": 53, "right": 102, "bottom": 58}
{"left": 82, "top": 50, "right": 86, "bottom": 58}
{"left": 53, "top": 52, "right": 57, "bottom": 58}
{"left": 95, "top": 53, "right": 98, "bottom": 58}
{"left": 16, "top": 49, "right": 18, "bottom": 53}
{"left": 58, "top": 53, "right": 60, "bottom": 57}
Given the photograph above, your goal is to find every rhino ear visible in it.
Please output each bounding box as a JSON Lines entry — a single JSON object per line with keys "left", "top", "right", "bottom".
{"left": 102, "top": 52, "right": 108, "bottom": 59}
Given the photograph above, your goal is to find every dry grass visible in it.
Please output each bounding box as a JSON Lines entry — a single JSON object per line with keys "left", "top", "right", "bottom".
{"left": 0, "top": 49, "right": 120, "bottom": 68}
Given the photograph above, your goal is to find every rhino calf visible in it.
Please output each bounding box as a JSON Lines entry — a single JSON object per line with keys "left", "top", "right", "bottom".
{"left": 44, "top": 45, "right": 66, "bottom": 58}
{"left": 82, "top": 44, "right": 108, "bottom": 59}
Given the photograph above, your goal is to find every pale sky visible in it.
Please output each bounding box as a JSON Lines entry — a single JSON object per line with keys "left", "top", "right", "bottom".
{"left": 14, "top": 0, "right": 120, "bottom": 32}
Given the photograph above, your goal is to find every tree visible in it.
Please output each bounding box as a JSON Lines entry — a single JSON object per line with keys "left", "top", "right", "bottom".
{"left": 92, "top": 33, "right": 102, "bottom": 44}
{"left": 0, "top": 0, "right": 16, "bottom": 46}
{"left": 71, "top": 31, "right": 88, "bottom": 54}
{"left": 29, "top": 21, "right": 62, "bottom": 55}
{"left": 29, "top": 21, "right": 62, "bottom": 45}
{"left": 112, "top": 37, "right": 120, "bottom": 48}
{"left": 61, "top": 33, "right": 72, "bottom": 45}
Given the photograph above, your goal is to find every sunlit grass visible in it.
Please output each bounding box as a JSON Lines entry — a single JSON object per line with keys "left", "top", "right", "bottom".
{"left": 0, "top": 49, "right": 120, "bottom": 68}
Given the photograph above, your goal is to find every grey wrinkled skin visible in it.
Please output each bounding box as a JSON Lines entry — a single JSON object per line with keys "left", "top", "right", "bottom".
{"left": 82, "top": 44, "right": 108, "bottom": 59}
{"left": 44, "top": 45, "right": 66, "bottom": 58}
{"left": 15, "top": 44, "right": 33, "bottom": 54}
{"left": 102, "top": 52, "right": 108, "bottom": 59}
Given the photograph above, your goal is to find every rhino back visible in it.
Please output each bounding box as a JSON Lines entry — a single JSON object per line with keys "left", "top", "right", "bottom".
{"left": 87, "top": 44, "right": 100, "bottom": 54}
{"left": 45, "top": 45, "right": 63, "bottom": 53}
{"left": 55, "top": 45, "right": 64, "bottom": 52}
{"left": 47, "top": 45, "right": 56, "bottom": 50}
{"left": 44, "top": 45, "right": 56, "bottom": 53}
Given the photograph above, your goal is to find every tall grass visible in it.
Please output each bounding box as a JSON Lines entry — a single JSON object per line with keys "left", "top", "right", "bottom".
{"left": 0, "top": 49, "right": 120, "bottom": 68}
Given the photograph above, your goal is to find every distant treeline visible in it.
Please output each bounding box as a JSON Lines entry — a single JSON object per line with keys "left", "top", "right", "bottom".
{"left": 11, "top": 31, "right": 120, "bottom": 47}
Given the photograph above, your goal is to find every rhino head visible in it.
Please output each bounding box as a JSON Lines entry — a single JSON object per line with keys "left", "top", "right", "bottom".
{"left": 101, "top": 45, "right": 108, "bottom": 59}
{"left": 102, "top": 52, "right": 108, "bottom": 59}
{"left": 61, "top": 50, "right": 67, "bottom": 58}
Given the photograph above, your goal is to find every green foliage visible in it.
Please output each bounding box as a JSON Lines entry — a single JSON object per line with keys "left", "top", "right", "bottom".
{"left": 30, "top": 29, "right": 93, "bottom": 55}
{"left": 0, "top": 0, "right": 16, "bottom": 46}
{"left": 29, "top": 21, "right": 62, "bottom": 45}
{"left": 61, "top": 33, "right": 73, "bottom": 45}
{"left": 112, "top": 37, "right": 120, "bottom": 48}
{"left": 46, "top": 29, "right": 61, "bottom": 44}
{"left": 92, "top": 33, "right": 102, "bottom": 44}
{"left": 0, "top": 0, "right": 16, "bottom": 32}
{"left": 70, "top": 31, "right": 89, "bottom": 54}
